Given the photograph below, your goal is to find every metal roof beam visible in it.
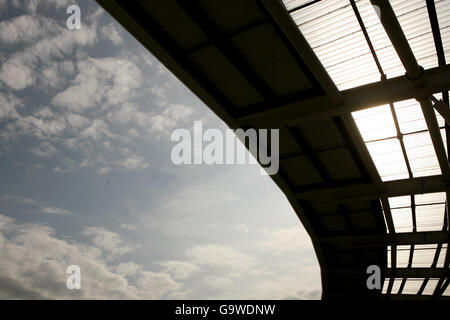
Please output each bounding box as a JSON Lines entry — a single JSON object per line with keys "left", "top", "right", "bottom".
{"left": 329, "top": 267, "right": 449, "bottom": 278}
{"left": 295, "top": 175, "right": 449, "bottom": 201}
{"left": 237, "top": 64, "right": 450, "bottom": 124}
{"left": 321, "top": 230, "right": 449, "bottom": 248}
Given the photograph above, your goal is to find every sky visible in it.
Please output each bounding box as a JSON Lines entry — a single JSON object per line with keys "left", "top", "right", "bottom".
{"left": 0, "top": 0, "right": 320, "bottom": 299}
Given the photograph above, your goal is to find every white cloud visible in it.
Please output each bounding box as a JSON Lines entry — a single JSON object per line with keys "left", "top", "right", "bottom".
{"left": 52, "top": 58, "right": 142, "bottom": 112}
{"left": 0, "top": 215, "right": 138, "bottom": 299}
{"left": 42, "top": 206, "right": 71, "bottom": 215}
{"left": 101, "top": 23, "right": 123, "bottom": 45}
{"left": 158, "top": 261, "right": 201, "bottom": 280}
{"left": 80, "top": 119, "right": 112, "bottom": 141}
{"left": 203, "top": 275, "right": 234, "bottom": 290}
{"left": 82, "top": 227, "right": 134, "bottom": 257}
{"left": 136, "top": 271, "right": 182, "bottom": 299}
{"left": 113, "top": 262, "right": 141, "bottom": 276}
{"left": 107, "top": 102, "right": 193, "bottom": 135}
{"left": 119, "top": 155, "right": 149, "bottom": 170}
{"left": 14, "top": 115, "right": 67, "bottom": 139}
{"left": 33, "top": 107, "right": 55, "bottom": 119}
{"left": 235, "top": 224, "right": 249, "bottom": 234}
{"left": 0, "top": 58, "right": 34, "bottom": 90}
{"left": 11, "top": 0, "right": 69, "bottom": 14}
{"left": 119, "top": 224, "right": 135, "bottom": 231}
{"left": 260, "top": 227, "right": 312, "bottom": 254}
{"left": 187, "top": 244, "right": 257, "bottom": 272}
{"left": 66, "top": 113, "right": 91, "bottom": 129}
{"left": 0, "top": 214, "right": 190, "bottom": 299}
{"left": 0, "top": 15, "right": 57, "bottom": 44}
{"left": 31, "top": 141, "right": 58, "bottom": 158}
{"left": 0, "top": 194, "right": 39, "bottom": 206}
{"left": 0, "top": 93, "right": 21, "bottom": 120}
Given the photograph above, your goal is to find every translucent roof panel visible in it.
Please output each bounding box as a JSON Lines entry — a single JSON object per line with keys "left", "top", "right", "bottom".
{"left": 397, "top": 245, "right": 411, "bottom": 267}
{"left": 394, "top": 97, "right": 445, "bottom": 135}
{"left": 437, "top": 245, "right": 448, "bottom": 268}
{"left": 391, "top": 0, "right": 438, "bottom": 70}
{"left": 356, "top": 0, "right": 405, "bottom": 78}
{"left": 388, "top": 195, "right": 410, "bottom": 209}
{"left": 289, "top": 0, "right": 381, "bottom": 90}
{"left": 391, "top": 207, "right": 413, "bottom": 233}
{"left": 382, "top": 278, "right": 390, "bottom": 294}
{"left": 403, "top": 131, "right": 441, "bottom": 177}
{"left": 411, "top": 245, "right": 437, "bottom": 268}
{"left": 352, "top": 105, "right": 397, "bottom": 141}
{"left": 286, "top": 0, "right": 450, "bottom": 92}
{"left": 389, "top": 192, "right": 446, "bottom": 234}
{"left": 353, "top": 100, "right": 445, "bottom": 181}
{"left": 402, "top": 278, "right": 424, "bottom": 295}
{"left": 436, "top": 0, "right": 450, "bottom": 62}
{"left": 283, "top": 0, "right": 318, "bottom": 11}
{"left": 391, "top": 278, "right": 404, "bottom": 294}
{"left": 415, "top": 192, "right": 446, "bottom": 205}
{"left": 422, "top": 279, "right": 440, "bottom": 295}
{"left": 365, "top": 138, "right": 409, "bottom": 181}
{"left": 444, "top": 284, "right": 450, "bottom": 296}
{"left": 416, "top": 203, "right": 446, "bottom": 232}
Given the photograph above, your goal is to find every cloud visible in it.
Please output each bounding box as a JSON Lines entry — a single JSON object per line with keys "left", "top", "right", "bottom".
{"left": 0, "top": 214, "right": 189, "bottom": 299}
{"left": 158, "top": 261, "right": 201, "bottom": 280}
{"left": 31, "top": 141, "right": 58, "bottom": 158}
{"left": 119, "top": 224, "right": 135, "bottom": 231}
{"left": 0, "top": 14, "right": 57, "bottom": 44}
{"left": 260, "top": 227, "right": 312, "bottom": 254}
{"left": 136, "top": 271, "right": 183, "bottom": 299}
{"left": 0, "top": 215, "right": 135, "bottom": 299}
{"left": 119, "top": 155, "right": 149, "bottom": 170}
{"left": 187, "top": 244, "right": 257, "bottom": 272}
{"left": 0, "top": 58, "right": 34, "bottom": 90}
{"left": 0, "top": 194, "right": 39, "bottom": 206}
{"left": 80, "top": 119, "right": 112, "bottom": 141}
{"left": 42, "top": 206, "right": 71, "bottom": 215}
{"left": 0, "top": 93, "right": 22, "bottom": 120}
{"left": 82, "top": 227, "right": 134, "bottom": 257}
{"left": 52, "top": 57, "right": 142, "bottom": 112}
{"left": 101, "top": 23, "right": 123, "bottom": 45}
{"left": 107, "top": 102, "right": 193, "bottom": 135}
{"left": 235, "top": 224, "right": 249, "bottom": 234}
{"left": 10, "top": 0, "right": 69, "bottom": 14}
{"left": 33, "top": 107, "right": 55, "bottom": 119}
{"left": 66, "top": 113, "right": 91, "bottom": 129}
{"left": 113, "top": 262, "right": 141, "bottom": 276}
{"left": 14, "top": 115, "right": 67, "bottom": 139}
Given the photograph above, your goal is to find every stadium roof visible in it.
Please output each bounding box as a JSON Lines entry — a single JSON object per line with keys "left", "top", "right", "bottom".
{"left": 97, "top": 0, "right": 450, "bottom": 299}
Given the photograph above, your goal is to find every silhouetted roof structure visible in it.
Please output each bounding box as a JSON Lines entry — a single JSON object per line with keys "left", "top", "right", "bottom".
{"left": 97, "top": 0, "right": 450, "bottom": 299}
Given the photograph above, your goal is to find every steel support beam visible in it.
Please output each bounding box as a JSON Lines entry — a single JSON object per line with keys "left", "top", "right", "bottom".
{"left": 296, "top": 175, "right": 449, "bottom": 201}
{"left": 431, "top": 97, "right": 450, "bottom": 126}
{"left": 237, "top": 64, "right": 450, "bottom": 124}
{"left": 321, "top": 230, "right": 450, "bottom": 248}
{"left": 329, "top": 267, "right": 449, "bottom": 278}
{"left": 420, "top": 98, "right": 450, "bottom": 180}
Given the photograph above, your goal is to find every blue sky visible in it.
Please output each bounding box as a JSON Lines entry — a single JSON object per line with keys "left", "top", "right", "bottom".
{"left": 0, "top": 0, "right": 320, "bottom": 299}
